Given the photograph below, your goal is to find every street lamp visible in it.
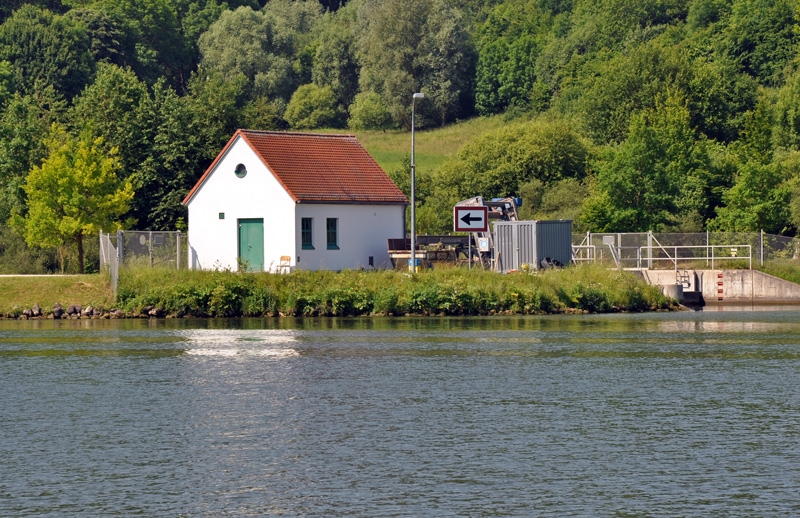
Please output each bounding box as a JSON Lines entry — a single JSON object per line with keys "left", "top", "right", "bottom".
{"left": 410, "top": 92, "right": 424, "bottom": 272}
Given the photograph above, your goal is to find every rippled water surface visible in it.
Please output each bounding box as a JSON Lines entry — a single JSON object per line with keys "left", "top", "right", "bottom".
{"left": 2, "top": 310, "right": 800, "bottom": 517}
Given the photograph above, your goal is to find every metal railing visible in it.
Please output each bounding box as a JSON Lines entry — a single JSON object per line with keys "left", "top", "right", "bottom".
{"left": 572, "top": 231, "right": 797, "bottom": 270}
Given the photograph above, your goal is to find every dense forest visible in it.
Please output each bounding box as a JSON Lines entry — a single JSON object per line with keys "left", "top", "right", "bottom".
{"left": 0, "top": 0, "right": 799, "bottom": 273}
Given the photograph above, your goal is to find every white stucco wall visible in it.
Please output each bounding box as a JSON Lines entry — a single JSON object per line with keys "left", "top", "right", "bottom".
{"left": 186, "top": 136, "right": 296, "bottom": 271}
{"left": 294, "top": 204, "right": 404, "bottom": 270}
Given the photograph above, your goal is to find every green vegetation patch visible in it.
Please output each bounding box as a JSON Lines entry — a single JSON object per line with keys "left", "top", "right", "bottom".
{"left": 115, "top": 264, "right": 674, "bottom": 317}
{"left": 0, "top": 275, "right": 113, "bottom": 313}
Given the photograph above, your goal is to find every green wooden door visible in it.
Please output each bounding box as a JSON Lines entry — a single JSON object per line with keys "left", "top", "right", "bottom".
{"left": 238, "top": 218, "right": 264, "bottom": 271}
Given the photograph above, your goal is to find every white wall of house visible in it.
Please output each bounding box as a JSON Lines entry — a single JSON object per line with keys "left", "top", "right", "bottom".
{"left": 293, "top": 204, "right": 404, "bottom": 270}
{"left": 187, "top": 136, "right": 296, "bottom": 271}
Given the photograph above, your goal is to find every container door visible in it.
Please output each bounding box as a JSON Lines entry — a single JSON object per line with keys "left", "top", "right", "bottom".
{"left": 238, "top": 218, "right": 264, "bottom": 271}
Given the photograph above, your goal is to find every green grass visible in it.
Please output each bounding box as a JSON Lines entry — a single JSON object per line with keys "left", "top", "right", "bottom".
{"left": 323, "top": 115, "right": 508, "bottom": 174}
{"left": 113, "top": 263, "right": 673, "bottom": 317}
{"left": 759, "top": 259, "right": 800, "bottom": 284}
{"left": 0, "top": 274, "right": 114, "bottom": 313}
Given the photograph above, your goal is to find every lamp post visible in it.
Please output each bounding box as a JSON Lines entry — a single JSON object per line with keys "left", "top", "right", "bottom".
{"left": 410, "top": 92, "right": 424, "bottom": 272}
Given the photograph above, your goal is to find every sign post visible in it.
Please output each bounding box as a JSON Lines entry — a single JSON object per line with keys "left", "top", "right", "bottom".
{"left": 454, "top": 206, "right": 489, "bottom": 270}
{"left": 453, "top": 206, "right": 489, "bottom": 233}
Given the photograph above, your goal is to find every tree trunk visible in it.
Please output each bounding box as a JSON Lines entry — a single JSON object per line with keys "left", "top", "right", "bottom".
{"left": 76, "top": 233, "right": 84, "bottom": 274}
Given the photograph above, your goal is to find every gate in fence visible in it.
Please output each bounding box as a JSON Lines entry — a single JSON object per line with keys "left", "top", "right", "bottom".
{"left": 99, "top": 230, "right": 185, "bottom": 295}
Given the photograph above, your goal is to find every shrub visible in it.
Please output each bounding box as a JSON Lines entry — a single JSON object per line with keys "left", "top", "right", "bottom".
{"left": 284, "top": 83, "right": 338, "bottom": 129}
{"left": 373, "top": 287, "right": 399, "bottom": 314}
{"left": 348, "top": 91, "right": 394, "bottom": 130}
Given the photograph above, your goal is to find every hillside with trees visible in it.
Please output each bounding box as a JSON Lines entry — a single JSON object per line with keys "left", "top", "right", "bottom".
{"left": 0, "top": 0, "right": 799, "bottom": 272}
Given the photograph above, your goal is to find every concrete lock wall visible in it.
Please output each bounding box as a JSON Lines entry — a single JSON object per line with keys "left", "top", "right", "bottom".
{"left": 642, "top": 269, "right": 800, "bottom": 304}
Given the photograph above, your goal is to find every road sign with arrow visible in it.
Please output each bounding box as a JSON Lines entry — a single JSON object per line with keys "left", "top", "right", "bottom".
{"left": 453, "top": 206, "right": 489, "bottom": 232}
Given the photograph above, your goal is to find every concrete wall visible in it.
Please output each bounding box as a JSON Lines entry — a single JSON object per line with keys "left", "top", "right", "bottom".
{"left": 641, "top": 269, "right": 800, "bottom": 303}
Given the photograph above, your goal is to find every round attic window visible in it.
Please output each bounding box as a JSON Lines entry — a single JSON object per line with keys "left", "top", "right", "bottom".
{"left": 234, "top": 163, "right": 247, "bottom": 178}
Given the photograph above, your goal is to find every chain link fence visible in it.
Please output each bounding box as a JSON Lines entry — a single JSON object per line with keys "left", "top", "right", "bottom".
{"left": 572, "top": 231, "right": 800, "bottom": 270}
{"left": 100, "top": 231, "right": 186, "bottom": 295}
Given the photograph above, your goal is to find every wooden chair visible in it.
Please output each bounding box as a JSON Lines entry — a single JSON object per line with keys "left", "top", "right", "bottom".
{"left": 277, "top": 255, "right": 291, "bottom": 273}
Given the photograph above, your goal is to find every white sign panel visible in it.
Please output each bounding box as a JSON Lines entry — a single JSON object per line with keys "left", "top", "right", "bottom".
{"left": 453, "top": 206, "right": 489, "bottom": 232}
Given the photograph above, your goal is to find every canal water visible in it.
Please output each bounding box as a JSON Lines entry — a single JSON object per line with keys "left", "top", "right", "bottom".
{"left": 1, "top": 309, "right": 799, "bottom": 517}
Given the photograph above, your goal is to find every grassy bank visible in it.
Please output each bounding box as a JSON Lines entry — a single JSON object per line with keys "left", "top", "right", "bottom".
{"left": 345, "top": 115, "right": 508, "bottom": 173}
{"left": 112, "top": 264, "right": 673, "bottom": 317}
{"left": 759, "top": 259, "right": 800, "bottom": 284}
{"left": 0, "top": 275, "right": 113, "bottom": 314}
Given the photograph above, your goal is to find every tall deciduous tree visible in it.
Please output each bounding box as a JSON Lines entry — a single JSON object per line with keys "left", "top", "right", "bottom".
{"left": 357, "top": 0, "right": 473, "bottom": 128}
{"left": 0, "top": 5, "right": 94, "bottom": 101}
{"left": 13, "top": 126, "right": 134, "bottom": 273}
{"left": 583, "top": 95, "right": 714, "bottom": 232}
{"left": 0, "top": 87, "right": 66, "bottom": 223}
{"left": 312, "top": 7, "right": 359, "bottom": 116}
{"left": 198, "top": 2, "right": 322, "bottom": 103}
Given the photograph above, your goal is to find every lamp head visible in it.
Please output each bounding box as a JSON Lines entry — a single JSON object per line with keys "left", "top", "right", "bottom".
{"left": 413, "top": 92, "right": 425, "bottom": 99}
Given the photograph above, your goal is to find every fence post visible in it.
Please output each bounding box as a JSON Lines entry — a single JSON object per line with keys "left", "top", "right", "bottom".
{"left": 760, "top": 229, "right": 763, "bottom": 266}
{"left": 177, "top": 231, "right": 181, "bottom": 270}
{"left": 117, "top": 230, "right": 124, "bottom": 266}
{"left": 647, "top": 230, "right": 653, "bottom": 270}
{"left": 706, "top": 229, "right": 709, "bottom": 267}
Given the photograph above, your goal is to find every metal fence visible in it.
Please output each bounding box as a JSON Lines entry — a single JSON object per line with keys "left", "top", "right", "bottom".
{"left": 572, "top": 231, "right": 800, "bottom": 270}
{"left": 99, "top": 231, "right": 186, "bottom": 295}
{"left": 99, "top": 231, "right": 120, "bottom": 295}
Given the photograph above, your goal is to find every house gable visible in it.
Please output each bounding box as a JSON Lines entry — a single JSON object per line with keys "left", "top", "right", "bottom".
{"left": 183, "top": 130, "right": 408, "bottom": 206}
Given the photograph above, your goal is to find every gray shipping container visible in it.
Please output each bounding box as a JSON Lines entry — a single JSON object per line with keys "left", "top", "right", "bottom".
{"left": 494, "top": 220, "right": 573, "bottom": 272}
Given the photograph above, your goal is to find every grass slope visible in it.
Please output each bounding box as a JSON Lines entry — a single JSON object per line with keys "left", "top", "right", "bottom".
{"left": 327, "top": 115, "right": 508, "bottom": 174}
{"left": 0, "top": 275, "right": 113, "bottom": 313}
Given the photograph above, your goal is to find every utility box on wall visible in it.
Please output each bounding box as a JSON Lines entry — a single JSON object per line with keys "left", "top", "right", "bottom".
{"left": 494, "top": 220, "right": 573, "bottom": 273}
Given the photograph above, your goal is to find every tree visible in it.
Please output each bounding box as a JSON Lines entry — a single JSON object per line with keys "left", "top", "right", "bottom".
{"left": 70, "top": 63, "right": 154, "bottom": 180}
{"left": 13, "top": 126, "right": 134, "bottom": 273}
{"left": 723, "top": 0, "right": 797, "bottom": 85}
{"left": 433, "top": 117, "right": 591, "bottom": 204}
{"left": 348, "top": 91, "right": 393, "bottom": 130}
{"left": 90, "top": 0, "right": 192, "bottom": 88}
{"left": 284, "top": 84, "right": 338, "bottom": 129}
{"left": 0, "top": 60, "right": 12, "bottom": 107}
{"left": 0, "top": 87, "right": 66, "bottom": 224}
{"left": 0, "top": 5, "right": 94, "bottom": 101}
{"left": 198, "top": 3, "right": 322, "bottom": 102}
{"left": 312, "top": 8, "right": 359, "bottom": 116}
{"left": 583, "top": 95, "right": 715, "bottom": 232}
{"left": 357, "top": 0, "right": 473, "bottom": 128}
{"left": 708, "top": 161, "right": 790, "bottom": 233}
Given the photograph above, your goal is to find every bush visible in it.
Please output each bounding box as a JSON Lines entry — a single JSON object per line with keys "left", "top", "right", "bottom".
{"left": 284, "top": 84, "right": 338, "bottom": 129}
{"left": 112, "top": 264, "right": 672, "bottom": 318}
{"left": 348, "top": 91, "right": 394, "bottom": 130}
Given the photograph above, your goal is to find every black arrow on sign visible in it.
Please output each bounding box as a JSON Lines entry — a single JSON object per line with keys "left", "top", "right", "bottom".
{"left": 460, "top": 213, "right": 482, "bottom": 225}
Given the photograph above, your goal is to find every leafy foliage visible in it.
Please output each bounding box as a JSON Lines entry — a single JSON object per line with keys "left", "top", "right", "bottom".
{"left": 285, "top": 83, "right": 338, "bottom": 129}
{"left": 0, "top": 5, "right": 94, "bottom": 100}
{"left": 12, "top": 126, "right": 134, "bottom": 273}
{"left": 2, "top": 0, "right": 800, "bottom": 272}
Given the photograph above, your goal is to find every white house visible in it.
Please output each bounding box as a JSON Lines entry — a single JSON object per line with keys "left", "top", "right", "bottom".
{"left": 182, "top": 130, "right": 408, "bottom": 272}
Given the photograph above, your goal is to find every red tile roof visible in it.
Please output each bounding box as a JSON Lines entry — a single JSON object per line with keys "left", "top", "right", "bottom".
{"left": 182, "top": 130, "right": 408, "bottom": 206}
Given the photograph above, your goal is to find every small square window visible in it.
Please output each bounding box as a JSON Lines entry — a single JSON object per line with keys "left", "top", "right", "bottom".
{"left": 327, "top": 218, "right": 339, "bottom": 250}
{"left": 219, "top": 212, "right": 225, "bottom": 220}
